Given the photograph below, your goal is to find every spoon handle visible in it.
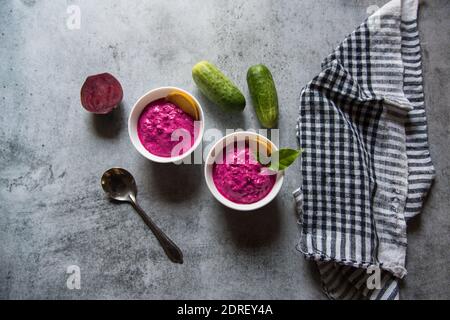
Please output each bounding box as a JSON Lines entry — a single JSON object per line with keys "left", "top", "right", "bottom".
{"left": 129, "top": 199, "right": 183, "bottom": 264}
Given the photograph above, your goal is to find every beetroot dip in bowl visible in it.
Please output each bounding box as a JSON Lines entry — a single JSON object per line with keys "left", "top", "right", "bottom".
{"left": 205, "top": 132, "right": 284, "bottom": 211}
{"left": 137, "top": 98, "right": 195, "bottom": 157}
{"left": 213, "top": 142, "right": 276, "bottom": 204}
{"left": 129, "top": 87, "right": 204, "bottom": 163}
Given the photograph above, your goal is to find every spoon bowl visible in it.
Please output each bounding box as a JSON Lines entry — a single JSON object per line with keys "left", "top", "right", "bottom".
{"left": 101, "top": 167, "right": 137, "bottom": 202}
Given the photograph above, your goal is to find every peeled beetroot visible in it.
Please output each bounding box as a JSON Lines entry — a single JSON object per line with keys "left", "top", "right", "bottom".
{"left": 80, "top": 73, "right": 123, "bottom": 114}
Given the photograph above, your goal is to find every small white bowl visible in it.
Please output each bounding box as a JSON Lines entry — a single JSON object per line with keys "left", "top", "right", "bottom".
{"left": 204, "top": 131, "right": 284, "bottom": 211}
{"left": 128, "top": 87, "right": 205, "bottom": 163}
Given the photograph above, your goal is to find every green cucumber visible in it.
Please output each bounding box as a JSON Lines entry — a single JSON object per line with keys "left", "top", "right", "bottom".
{"left": 247, "top": 64, "right": 279, "bottom": 128}
{"left": 192, "top": 61, "right": 245, "bottom": 112}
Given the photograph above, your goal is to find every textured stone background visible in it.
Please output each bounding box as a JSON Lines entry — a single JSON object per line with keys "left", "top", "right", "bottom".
{"left": 0, "top": 0, "right": 448, "bottom": 299}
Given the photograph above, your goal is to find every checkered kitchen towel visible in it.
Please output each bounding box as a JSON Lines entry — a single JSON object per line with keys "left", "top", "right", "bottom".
{"left": 293, "top": 0, "right": 435, "bottom": 299}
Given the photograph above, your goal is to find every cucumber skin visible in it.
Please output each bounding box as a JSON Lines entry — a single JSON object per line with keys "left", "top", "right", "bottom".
{"left": 192, "top": 61, "right": 246, "bottom": 112}
{"left": 247, "top": 64, "right": 279, "bottom": 128}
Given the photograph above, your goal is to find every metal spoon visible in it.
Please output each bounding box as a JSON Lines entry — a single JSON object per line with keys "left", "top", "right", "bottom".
{"left": 101, "top": 167, "right": 183, "bottom": 264}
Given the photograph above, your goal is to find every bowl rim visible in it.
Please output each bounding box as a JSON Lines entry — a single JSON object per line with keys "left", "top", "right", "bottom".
{"left": 204, "top": 131, "right": 284, "bottom": 211}
{"left": 128, "top": 86, "right": 205, "bottom": 163}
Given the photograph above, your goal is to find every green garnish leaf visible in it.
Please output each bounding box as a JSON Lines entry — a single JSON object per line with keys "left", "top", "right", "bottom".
{"left": 266, "top": 148, "right": 303, "bottom": 172}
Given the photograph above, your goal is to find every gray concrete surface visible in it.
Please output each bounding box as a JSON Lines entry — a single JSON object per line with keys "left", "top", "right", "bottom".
{"left": 0, "top": 0, "right": 449, "bottom": 299}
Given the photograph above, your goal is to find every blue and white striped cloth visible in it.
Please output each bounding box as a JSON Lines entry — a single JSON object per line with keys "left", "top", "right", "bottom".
{"left": 294, "top": 0, "right": 435, "bottom": 300}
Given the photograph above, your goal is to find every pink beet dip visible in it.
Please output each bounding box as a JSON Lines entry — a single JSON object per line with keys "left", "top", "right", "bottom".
{"left": 137, "top": 98, "right": 195, "bottom": 157}
{"left": 212, "top": 143, "right": 276, "bottom": 204}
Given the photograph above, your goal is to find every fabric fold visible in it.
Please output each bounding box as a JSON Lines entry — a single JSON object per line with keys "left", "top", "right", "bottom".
{"left": 294, "top": 0, "right": 434, "bottom": 300}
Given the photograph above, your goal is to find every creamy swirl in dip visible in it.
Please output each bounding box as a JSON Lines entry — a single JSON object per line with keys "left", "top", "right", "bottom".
{"left": 212, "top": 143, "right": 276, "bottom": 204}
{"left": 137, "top": 98, "right": 195, "bottom": 157}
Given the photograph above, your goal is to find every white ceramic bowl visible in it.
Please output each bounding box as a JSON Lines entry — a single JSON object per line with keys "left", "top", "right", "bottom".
{"left": 128, "top": 87, "right": 205, "bottom": 163}
{"left": 204, "top": 131, "right": 284, "bottom": 211}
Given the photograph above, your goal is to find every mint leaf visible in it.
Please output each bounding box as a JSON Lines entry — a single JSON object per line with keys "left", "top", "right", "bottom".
{"left": 267, "top": 148, "right": 303, "bottom": 172}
